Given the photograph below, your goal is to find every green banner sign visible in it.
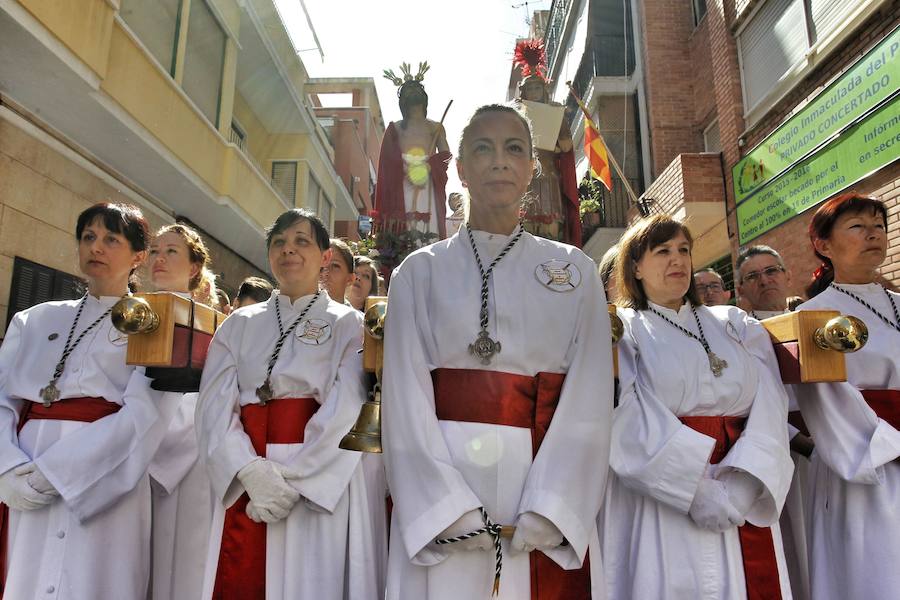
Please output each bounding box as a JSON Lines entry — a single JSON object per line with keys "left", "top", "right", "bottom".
{"left": 737, "top": 94, "right": 900, "bottom": 245}
{"left": 734, "top": 26, "right": 900, "bottom": 203}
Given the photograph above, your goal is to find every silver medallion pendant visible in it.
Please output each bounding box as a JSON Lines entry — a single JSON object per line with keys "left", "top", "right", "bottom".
{"left": 39, "top": 380, "right": 60, "bottom": 407}
{"left": 469, "top": 330, "right": 501, "bottom": 365}
{"left": 707, "top": 352, "right": 728, "bottom": 377}
{"left": 256, "top": 380, "right": 273, "bottom": 405}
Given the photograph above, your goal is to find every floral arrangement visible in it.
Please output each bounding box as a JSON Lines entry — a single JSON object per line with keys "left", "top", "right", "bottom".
{"left": 351, "top": 213, "right": 439, "bottom": 272}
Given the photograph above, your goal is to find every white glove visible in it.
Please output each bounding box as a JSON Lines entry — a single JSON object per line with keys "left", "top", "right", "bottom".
{"left": 434, "top": 509, "right": 493, "bottom": 552}
{"left": 511, "top": 512, "right": 564, "bottom": 553}
{"left": 237, "top": 459, "right": 301, "bottom": 523}
{"left": 27, "top": 465, "right": 58, "bottom": 496}
{"left": 689, "top": 477, "right": 745, "bottom": 532}
{"left": 0, "top": 463, "right": 59, "bottom": 511}
{"left": 721, "top": 471, "right": 763, "bottom": 517}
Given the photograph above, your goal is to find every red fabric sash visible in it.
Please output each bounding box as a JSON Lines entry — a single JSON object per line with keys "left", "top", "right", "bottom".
{"left": 431, "top": 368, "right": 591, "bottom": 600}
{"left": 861, "top": 389, "right": 900, "bottom": 430}
{"left": 211, "top": 397, "right": 319, "bottom": 600}
{"left": 0, "top": 397, "right": 119, "bottom": 596}
{"left": 679, "top": 416, "right": 783, "bottom": 600}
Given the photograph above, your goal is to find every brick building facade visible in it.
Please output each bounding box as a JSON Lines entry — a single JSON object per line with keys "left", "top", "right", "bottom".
{"left": 627, "top": 0, "right": 899, "bottom": 300}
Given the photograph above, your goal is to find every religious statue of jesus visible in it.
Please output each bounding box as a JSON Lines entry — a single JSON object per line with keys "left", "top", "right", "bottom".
{"left": 375, "top": 62, "right": 452, "bottom": 238}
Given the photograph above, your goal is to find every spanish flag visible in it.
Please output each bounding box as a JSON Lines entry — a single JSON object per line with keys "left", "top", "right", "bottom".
{"left": 584, "top": 117, "right": 613, "bottom": 191}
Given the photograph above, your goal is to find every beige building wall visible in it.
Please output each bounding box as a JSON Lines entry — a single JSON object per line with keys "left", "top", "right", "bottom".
{"left": 0, "top": 105, "right": 267, "bottom": 338}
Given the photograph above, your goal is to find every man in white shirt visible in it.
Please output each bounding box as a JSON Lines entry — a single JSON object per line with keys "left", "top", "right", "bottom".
{"left": 736, "top": 245, "right": 794, "bottom": 319}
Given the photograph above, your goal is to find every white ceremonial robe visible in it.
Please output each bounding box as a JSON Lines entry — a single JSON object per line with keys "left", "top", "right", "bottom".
{"left": 794, "top": 284, "right": 900, "bottom": 600}
{"left": 0, "top": 297, "right": 175, "bottom": 600}
{"left": 600, "top": 303, "right": 794, "bottom": 600}
{"left": 196, "top": 292, "right": 385, "bottom": 600}
{"left": 148, "top": 390, "right": 212, "bottom": 600}
{"left": 382, "top": 229, "right": 614, "bottom": 600}
{"left": 750, "top": 309, "right": 810, "bottom": 600}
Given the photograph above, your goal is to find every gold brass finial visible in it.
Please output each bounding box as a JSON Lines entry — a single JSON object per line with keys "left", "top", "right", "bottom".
{"left": 608, "top": 305, "right": 624, "bottom": 345}
{"left": 814, "top": 315, "right": 868, "bottom": 353}
{"left": 111, "top": 296, "right": 160, "bottom": 335}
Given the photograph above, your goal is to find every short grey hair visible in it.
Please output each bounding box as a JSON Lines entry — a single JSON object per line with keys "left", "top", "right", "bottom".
{"left": 736, "top": 245, "right": 785, "bottom": 274}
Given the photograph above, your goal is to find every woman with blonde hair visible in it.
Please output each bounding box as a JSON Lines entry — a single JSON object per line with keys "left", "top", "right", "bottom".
{"left": 146, "top": 222, "right": 218, "bottom": 599}
{"left": 600, "top": 214, "right": 793, "bottom": 599}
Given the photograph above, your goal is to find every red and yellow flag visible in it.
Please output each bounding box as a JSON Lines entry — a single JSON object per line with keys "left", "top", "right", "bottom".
{"left": 584, "top": 117, "right": 612, "bottom": 191}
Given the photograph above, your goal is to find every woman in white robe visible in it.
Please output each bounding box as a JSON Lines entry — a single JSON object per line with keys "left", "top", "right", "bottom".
{"left": 382, "top": 104, "right": 614, "bottom": 600}
{"left": 600, "top": 215, "right": 794, "bottom": 600}
{"left": 145, "top": 224, "right": 217, "bottom": 600}
{"left": 0, "top": 203, "right": 175, "bottom": 599}
{"left": 196, "top": 208, "right": 384, "bottom": 600}
{"left": 793, "top": 192, "right": 900, "bottom": 600}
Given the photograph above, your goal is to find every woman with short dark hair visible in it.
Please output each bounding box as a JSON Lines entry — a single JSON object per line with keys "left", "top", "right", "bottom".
{"left": 600, "top": 214, "right": 793, "bottom": 599}
{"left": 196, "top": 208, "right": 384, "bottom": 599}
{"left": 794, "top": 192, "right": 900, "bottom": 599}
{"left": 0, "top": 202, "right": 175, "bottom": 598}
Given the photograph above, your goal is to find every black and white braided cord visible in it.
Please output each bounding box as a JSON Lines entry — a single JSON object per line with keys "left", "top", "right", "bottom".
{"left": 51, "top": 293, "right": 120, "bottom": 381}
{"left": 648, "top": 305, "right": 715, "bottom": 354}
{"left": 465, "top": 223, "right": 524, "bottom": 332}
{"left": 435, "top": 507, "right": 504, "bottom": 596}
{"left": 831, "top": 283, "right": 900, "bottom": 333}
{"left": 263, "top": 291, "right": 321, "bottom": 384}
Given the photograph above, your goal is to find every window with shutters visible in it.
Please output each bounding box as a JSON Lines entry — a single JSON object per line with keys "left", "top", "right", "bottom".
{"left": 182, "top": 0, "right": 226, "bottom": 126}
{"left": 738, "top": 0, "right": 873, "bottom": 117}
{"left": 6, "top": 258, "right": 86, "bottom": 330}
{"left": 119, "top": 0, "right": 182, "bottom": 75}
{"left": 692, "top": 0, "right": 708, "bottom": 27}
{"left": 704, "top": 119, "right": 722, "bottom": 153}
{"left": 318, "top": 195, "right": 333, "bottom": 229}
{"left": 271, "top": 161, "right": 298, "bottom": 206}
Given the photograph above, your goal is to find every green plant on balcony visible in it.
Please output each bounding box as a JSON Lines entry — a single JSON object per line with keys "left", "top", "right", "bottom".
{"left": 579, "top": 177, "right": 606, "bottom": 228}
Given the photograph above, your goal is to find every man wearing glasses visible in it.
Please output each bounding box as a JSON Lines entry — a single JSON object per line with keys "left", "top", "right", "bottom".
{"left": 737, "top": 244, "right": 812, "bottom": 600}
{"left": 735, "top": 245, "right": 793, "bottom": 319}
{"left": 693, "top": 268, "right": 732, "bottom": 306}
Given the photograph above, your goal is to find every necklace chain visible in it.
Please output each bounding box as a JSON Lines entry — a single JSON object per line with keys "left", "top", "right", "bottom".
{"left": 256, "top": 291, "right": 321, "bottom": 403}
{"left": 830, "top": 283, "right": 900, "bottom": 333}
{"left": 465, "top": 223, "right": 523, "bottom": 331}
{"left": 463, "top": 223, "right": 524, "bottom": 365}
{"left": 647, "top": 304, "right": 728, "bottom": 376}
{"left": 41, "top": 294, "right": 122, "bottom": 406}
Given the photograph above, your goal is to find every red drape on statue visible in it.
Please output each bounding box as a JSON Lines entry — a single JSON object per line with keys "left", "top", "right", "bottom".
{"left": 557, "top": 150, "right": 582, "bottom": 248}
{"left": 211, "top": 397, "right": 319, "bottom": 600}
{"left": 679, "top": 416, "right": 783, "bottom": 600}
{"left": 374, "top": 122, "right": 451, "bottom": 239}
{"left": 0, "top": 397, "right": 120, "bottom": 596}
{"left": 431, "top": 368, "right": 592, "bottom": 600}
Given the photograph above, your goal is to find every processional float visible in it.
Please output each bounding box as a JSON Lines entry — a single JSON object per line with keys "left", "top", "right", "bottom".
{"left": 110, "top": 292, "right": 225, "bottom": 391}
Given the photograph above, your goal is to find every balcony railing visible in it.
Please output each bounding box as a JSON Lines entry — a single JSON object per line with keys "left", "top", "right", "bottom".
{"left": 544, "top": 0, "right": 570, "bottom": 75}
{"left": 566, "top": 33, "right": 637, "bottom": 115}
{"left": 580, "top": 175, "right": 640, "bottom": 241}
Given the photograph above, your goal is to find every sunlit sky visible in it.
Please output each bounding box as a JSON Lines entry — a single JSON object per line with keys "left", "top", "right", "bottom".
{"left": 273, "top": 0, "right": 553, "bottom": 195}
